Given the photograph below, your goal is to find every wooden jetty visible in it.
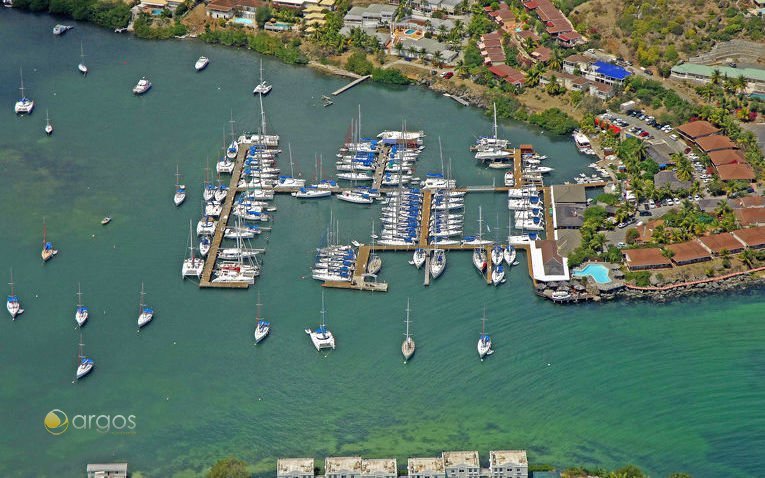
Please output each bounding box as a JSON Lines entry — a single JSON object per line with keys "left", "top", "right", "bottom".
{"left": 332, "top": 75, "right": 371, "bottom": 96}
{"left": 199, "top": 142, "right": 251, "bottom": 289}
{"left": 443, "top": 93, "right": 470, "bottom": 106}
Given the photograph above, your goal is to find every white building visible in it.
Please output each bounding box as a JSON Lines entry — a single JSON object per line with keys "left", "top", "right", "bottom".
{"left": 408, "top": 457, "right": 446, "bottom": 478}
{"left": 489, "top": 451, "right": 528, "bottom": 478}
{"left": 361, "top": 458, "right": 398, "bottom": 478}
{"left": 442, "top": 451, "right": 480, "bottom": 478}
{"left": 278, "top": 458, "right": 315, "bottom": 478}
{"left": 326, "top": 457, "right": 364, "bottom": 478}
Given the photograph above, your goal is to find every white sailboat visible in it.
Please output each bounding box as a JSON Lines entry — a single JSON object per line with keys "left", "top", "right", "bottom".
{"left": 41, "top": 217, "right": 58, "bottom": 263}
{"left": 477, "top": 311, "right": 493, "bottom": 361}
{"left": 366, "top": 220, "right": 382, "bottom": 275}
{"left": 174, "top": 164, "right": 186, "bottom": 206}
{"left": 137, "top": 282, "right": 154, "bottom": 328}
{"left": 182, "top": 220, "right": 204, "bottom": 278}
{"left": 75, "top": 333, "right": 94, "bottom": 380}
{"left": 252, "top": 59, "right": 272, "bottom": 95}
{"left": 75, "top": 283, "right": 88, "bottom": 327}
{"left": 411, "top": 248, "right": 427, "bottom": 269}
{"left": 6, "top": 268, "right": 23, "bottom": 319}
{"left": 430, "top": 249, "right": 446, "bottom": 279}
{"left": 14, "top": 67, "right": 34, "bottom": 114}
{"left": 44, "top": 109, "right": 53, "bottom": 135}
{"left": 401, "top": 299, "right": 415, "bottom": 362}
{"left": 254, "top": 292, "right": 270, "bottom": 343}
{"left": 491, "top": 263, "right": 505, "bottom": 286}
{"left": 78, "top": 41, "right": 88, "bottom": 75}
{"left": 305, "top": 292, "right": 335, "bottom": 351}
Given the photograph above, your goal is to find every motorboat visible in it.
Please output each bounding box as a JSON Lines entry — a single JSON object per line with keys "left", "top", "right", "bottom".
{"left": 53, "top": 24, "right": 73, "bottom": 35}
{"left": 6, "top": 268, "right": 23, "bottom": 319}
{"left": 430, "top": 249, "right": 446, "bottom": 279}
{"left": 199, "top": 236, "right": 211, "bottom": 256}
{"left": 195, "top": 56, "right": 209, "bottom": 71}
{"left": 137, "top": 282, "right": 154, "bottom": 328}
{"left": 305, "top": 292, "right": 335, "bottom": 350}
{"left": 132, "top": 77, "right": 151, "bottom": 95}
{"left": 402, "top": 299, "right": 415, "bottom": 362}
{"left": 101, "top": 216, "right": 112, "bottom": 225}
{"left": 75, "top": 334, "right": 94, "bottom": 380}
{"left": 75, "top": 283, "right": 88, "bottom": 327}
{"left": 14, "top": 68, "right": 34, "bottom": 114}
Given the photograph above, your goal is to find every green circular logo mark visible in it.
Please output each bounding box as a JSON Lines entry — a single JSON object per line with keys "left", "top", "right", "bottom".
{"left": 44, "top": 409, "right": 69, "bottom": 435}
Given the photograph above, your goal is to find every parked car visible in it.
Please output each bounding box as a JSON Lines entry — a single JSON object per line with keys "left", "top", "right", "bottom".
{"left": 617, "top": 242, "right": 627, "bottom": 248}
{"left": 441, "top": 71, "right": 454, "bottom": 79}
{"left": 639, "top": 210, "right": 651, "bottom": 217}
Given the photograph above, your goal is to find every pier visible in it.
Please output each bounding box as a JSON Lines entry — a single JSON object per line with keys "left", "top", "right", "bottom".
{"left": 199, "top": 142, "right": 251, "bottom": 289}
{"left": 331, "top": 75, "right": 371, "bottom": 96}
{"left": 322, "top": 245, "right": 389, "bottom": 292}
{"left": 442, "top": 93, "right": 471, "bottom": 106}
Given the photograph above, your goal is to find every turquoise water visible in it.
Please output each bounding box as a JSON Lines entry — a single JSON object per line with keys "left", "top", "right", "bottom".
{"left": 405, "top": 29, "right": 416, "bottom": 35}
{"left": 151, "top": 8, "right": 163, "bottom": 15}
{"left": 750, "top": 92, "right": 765, "bottom": 100}
{"left": 572, "top": 264, "right": 611, "bottom": 284}
{"left": 234, "top": 17, "right": 255, "bottom": 25}
{"left": 1, "top": 10, "right": 765, "bottom": 478}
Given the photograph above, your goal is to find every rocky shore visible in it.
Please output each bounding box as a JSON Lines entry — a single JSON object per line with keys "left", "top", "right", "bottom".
{"left": 617, "top": 273, "right": 765, "bottom": 302}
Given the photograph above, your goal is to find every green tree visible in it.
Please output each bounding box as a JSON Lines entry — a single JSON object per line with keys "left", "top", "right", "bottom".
{"left": 208, "top": 457, "right": 250, "bottom": 478}
{"left": 255, "top": 6, "right": 273, "bottom": 28}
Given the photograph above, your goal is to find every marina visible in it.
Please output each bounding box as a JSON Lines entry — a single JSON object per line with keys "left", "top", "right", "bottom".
{"left": 1, "top": 13, "right": 762, "bottom": 478}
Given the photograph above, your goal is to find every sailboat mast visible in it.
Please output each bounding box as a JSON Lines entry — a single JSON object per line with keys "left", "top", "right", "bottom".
{"left": 139, "top": 282, "right": 145, "bottom": 310}
{"left": 259, "top": 92, "right": 266, "bottom": 135}
{"left": 288, "top": 143, "right": 294, "bottom": 177}
{"left": 188, "top": 219, "right": 195, "bottom": 260}
{"left": 493, "top": 102, "right": 498, "bottom": 141}
{"left": 405, "top": 298, "right": 411, "bottom": 338}
{"left": 78, "top": 333, "right": 84, "bottom": 360}
{"left": 77, "top": 283, "right": 82, "bottom": 307}
{"left": 478, "top": 206, "right": 483, "bottom": 241}
{"left": 320, "top": 291, "right": 326, "bottom": 326}
{"left": 19, "top": 67, "right": 25, "bottom": 97}
{"left": 256, "top": 291, "right": 262, "bottom": 321}
{"left": 357, "top": 104, "right": 361, "bottom": 142}
{"left": 9, "top": 268, "right": 14, "bottom": 296}
{"left": 42, "top": 217, "right": 47, "bottom": 247}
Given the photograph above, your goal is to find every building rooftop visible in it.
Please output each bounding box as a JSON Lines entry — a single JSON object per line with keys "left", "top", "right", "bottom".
{"left": 408, "top": 457, "right": 445, "bottom": 474}
{"left": 717, "top": 163, "right": 756, "bottom": 181}
{"left": 555, "top": 228, "right": 583, "bottom": 256}
{"left": 696, "top": 135, "right": 737, "bottom": 152}
{"left": 442, "top": 451, "right": 479, "bottom": 468}
{"left": 733, "top": 226, "right": 765, "bottom": 247}
{"left": 564, "top": 53, "right": 592, "bottom": 64}
{"left": 551, "top": 184, "right": 586, "bottom": 204}
{"left": 623, "top": 248, "right": 672, "bottom": 268}
{"left": 532, "top": 46, "right": 552, "bottom": 62}
{"left": 278, "top": 458, "right": 315, "bottom": 475}
{"left": 326, "top": 457, "right": 363, "bottom": 473}
{"left": 490, "top": 450, "right": 528, "bottom": 467}
{"left": 86, "top": 464, "right": 128, "bottom": 472}
{"left": 735, "top": 196, "right": 765, "bottom": 208}
{"left": 635, "top": 219, "right": 664, "bottom": 242}
{"left": 653, "top": 170, "right": 692, "bottom": 192}
{"left": 665, "top": 240, "right": 711, "bottom": 263}
{"left": 709, "top": 149, "right": 745, "bottom": 166}
{"left": 676, "top": 120, "right": 720, "bottom": 139}
{"left": 671, "top": 63, "right": 765, "bottom": 83}
{"left": 365, "top": 3, "right": 396, "bottom": 14}
{"left": 554, "top": 203, "right": 586, "bottom": 228}
{"left": 592, "top": 61, "right": 631, "bottom": 81}
{"left": 362, "top": 459, "right": 397, "bottom": 475}
{"left": 531, "top": 239, "right": 570, "bottom": 281}
{"left": 735, "top": 207, "right": 765, "bottom": 226}
{"left": 698, "top": 232, "right": 745, "bottom": 253}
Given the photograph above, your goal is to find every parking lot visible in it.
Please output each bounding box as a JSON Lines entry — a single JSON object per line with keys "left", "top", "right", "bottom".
{"left": 600, "top": 110, "right": 686, "bottom": 159}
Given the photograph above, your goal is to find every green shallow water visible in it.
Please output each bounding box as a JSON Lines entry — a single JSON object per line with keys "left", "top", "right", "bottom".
{"left": 1, "top": 11, "right": 764, "bottom": 478}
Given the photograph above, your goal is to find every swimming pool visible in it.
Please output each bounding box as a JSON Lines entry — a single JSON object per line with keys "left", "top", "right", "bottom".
{"left": 573, "top": 263, "right": 611, "bottom": 283}
{"left": 750, "top": 92, "right": 765, "bottom": 101}
{"left": 233, "top": 17, "right": 254, "bottom": 25}
{"left": 151, "top": 8, "right": 163, "bottom": 15}
{"left": 404, "top": 29, "right": 416, "bottom": 35}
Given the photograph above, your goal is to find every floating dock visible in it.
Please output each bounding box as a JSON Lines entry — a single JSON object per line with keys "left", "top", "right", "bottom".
{"left": 332, "top": 75, "right": 371, "bottom": 96}
{"left": 199, "top": 142, "right": 251, "bottom": 289}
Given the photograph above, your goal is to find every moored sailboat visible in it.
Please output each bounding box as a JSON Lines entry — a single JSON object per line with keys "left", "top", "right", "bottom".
{"left": 174, "top": 164, "right": 186, "bottom": 206}
{"left": 401, "top": 299, "right": 415, "bottom": 362}
{"left": 44, "top": 110, "right": 53, "bottom": 135}
{"left": 182, "top": 220, "right": 204, "bottom": 278}
{"left": 78, "top": 41, "right": 88, "bottom": 75}
{"left": 305, "top": 292, "right": 335, "bottom": 351}
{"left": 477, "top": 311, "right": 493, "bottom": 361}
{"left": 137, "top": 282, "right": 154, "bottom": 328}
{"left": 7, "top": 268, "right": 23, "bottom": 319}
{"left": 75, "top": 283, "right": 88, "bottom": 327}
{"left": 41, "top": 218, "right": 58, "bottom": 262}
{"left": 254, "top": 292, "right": 270, "bottom": 343}
{"left": 14, "top": 67, "right": 34, "bottom": 114}
{"left": 75, "top": 333, "right": 94, "bottom": 380}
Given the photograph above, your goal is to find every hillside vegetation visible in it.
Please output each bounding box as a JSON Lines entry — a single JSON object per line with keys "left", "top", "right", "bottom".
{"left": 569, "top": 0, "right": 764, "bottom": 76}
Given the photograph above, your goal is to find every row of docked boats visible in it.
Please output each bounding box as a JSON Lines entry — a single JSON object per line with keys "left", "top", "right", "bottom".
{"left": 507, "top": 187, "right": 545, "bottom": 231}
{"left": 378, "top": 186, "right": 422, "bottom": 246}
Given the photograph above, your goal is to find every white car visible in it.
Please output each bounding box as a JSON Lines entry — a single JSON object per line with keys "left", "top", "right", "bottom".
{"left": 648, "top": 200, "right": 656, "bottom": 208}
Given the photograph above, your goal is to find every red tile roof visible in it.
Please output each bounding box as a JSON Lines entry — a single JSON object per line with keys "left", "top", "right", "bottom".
{"left": 735, "top": 208, "right": 765, "bottom": 226}
{"left": 732, "top": 226, "right": 765, "bottom": 248}
{"left": 709, "top": 149, "right": 745, "bottom": 166}
{"left": 665, "top": 241, "right": 711, "bottom": 264}
{"left": 488, "top": 64, "right": 525, "bottom": 85}
{"left": 698, "top": 232, "right": 745, "bottom": 253}
{"left": 624, "top": 248, "right": 672, "bottom": 269}
{"left": 558, "top": 31, "right": 582, "bottom": 42}
{"left": 676, "top": 120, "right": 720, "bottom": 139}
{"left": 716, "top": 163, "right": 756, "bottom": 181}
{"left": 696, "top": 135, "right": 737, "bottom": 153}
{"left": 737, "top": 196, "right": 765, "bottom": 208}
{"left": 531, "top": 46, "right": 552, "bottom": 62}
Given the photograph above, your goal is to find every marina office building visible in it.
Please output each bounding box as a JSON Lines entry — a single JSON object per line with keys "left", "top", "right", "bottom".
{"left": 279, "top": 451, "right": 528, "bottom": 478}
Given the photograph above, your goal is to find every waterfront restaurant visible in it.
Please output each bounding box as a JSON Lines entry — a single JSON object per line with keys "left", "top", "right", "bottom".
{"left": 623, "top": 248, "right": 672, "bottom": 270}
{"left": 665, "top": 241, "right": 711, "bottom": 266}
{"left": 530, "top": 240, "right": 571, "bottom": 282}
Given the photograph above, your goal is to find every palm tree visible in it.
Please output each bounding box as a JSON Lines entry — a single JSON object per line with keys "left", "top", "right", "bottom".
{"left": 524, "top": 36, "right": 534, "bottom": 52}
{"left": 711, "top": 69, "right": 722, "bottom": 85}
{"left": 453, "top": 18, "right": 464, "bottom": 36}
{"left": 741, "top": 249, "right": 756, "bottom": 269}
{"left": 714, "top": 199, "right": 732, "bottom": 217}
{"left": 548, "top": 48, "right": 563, "bottom": 71}
{"left": 735, "top": 74, "right": 747, "bottom": 94}
{"left": 437, "top": 24, "right": 447, "bottom": 40}
{"left": 432, "top": 50, "right": 443, "bottom": 68}
{"left": 525, "top": 65, "right": 542, "bottom": 87}
{"left": 394, "top": 41, "right": 404, "bottom": 56}
{"left": 674, "top": 153, "right": 693, "bottom": 181}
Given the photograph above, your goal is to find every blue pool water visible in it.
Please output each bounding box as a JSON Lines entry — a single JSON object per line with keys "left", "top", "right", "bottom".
{"left": 573, "top": 263, "right": 611, "bottom": 283}
{"left": 151, "top": 8, "right": 163, "bottom": 15}
{"left": 234, "top": 17, "right": 254, "bottom": 25}
{"left": 750, "top": 92, "right": 765, "bottom": 101}
{"left": 405, "top": 29, "right": 416, "bottom": 35}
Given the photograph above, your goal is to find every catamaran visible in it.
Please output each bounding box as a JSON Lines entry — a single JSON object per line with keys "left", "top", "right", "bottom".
{"left": 254, "top": 292, "right": 270, "bottom": 343}
{"left": 477, "top": 312, "right": 494, "bottom": 360}
{"left": 174, "top": 164, "right": 186, "bottom": 206}
{"left": 41, "top": 218, "right": 58, "bottom": 262}
{"left": 44, "top": 110, "right": 53, "bottom": 135}
{"left": 14, "top": 67, "right": 34, "bottom": 114}
{"left": 75, "top": 283, "right": 88, "bottom": 327}
{"left": 75, "top": 333, "right": 94, "bottom": 380}
{"left": 195, "top": 56, "right": 209, "bottom": 71}
{"left": 252, "top": 59, "right": 272, "bottom": 95}
{"left": 78, "top": 41, "right": 88, "bottom": 75}
{"left": 7, "top": 268, "right": 23, "bottom": 319}
{"left": 402, "top": 299, "right": 415, "bottom": 362}
{"left": 137, "top": 282, "right": 154, "bottom": 328}
{"left": 305, "top": 292, "right": 335, "bottom": 351}
{"left": 133, "top": 77, "right": 151, "bottom": 95}
{"left": 182, "top": 220, "right": 204, "bottom": 278}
